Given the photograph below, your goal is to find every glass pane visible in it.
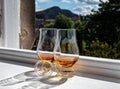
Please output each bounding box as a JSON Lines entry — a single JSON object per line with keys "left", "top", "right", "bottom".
{"left": 35, "top": 0, "right": 120, "bottom": 60}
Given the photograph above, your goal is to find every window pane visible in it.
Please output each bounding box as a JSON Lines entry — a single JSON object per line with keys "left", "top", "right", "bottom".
{"left": 35, "top": 0, "right": 120, "bottom": 60}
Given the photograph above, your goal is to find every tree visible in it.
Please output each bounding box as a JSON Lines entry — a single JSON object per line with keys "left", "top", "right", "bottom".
{"left": 87, "top": 0, "right": 120, "bottom": 45}
{"left": 44, "top": 23, "right": 54, "bottom": 28}
{"left": 74, "top": 20, "right": 82, "bottom": 30}
{"left": 74, "top": 20, "right": 88, "bottom": 54}
{"left": 54, "top": 14, "right": 73, "bottom": 29}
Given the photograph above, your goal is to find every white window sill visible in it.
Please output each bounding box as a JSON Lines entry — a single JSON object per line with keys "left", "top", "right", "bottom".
{"left": 0, "top": 48, "right": 120, "bottom": 82}
{"left": 0, "top": 47, "right": 38, "bottom": 64}
{"left": 0, "top": 47, "right": 120, "bottom": 78}
{"left": 75, "top": 55, "right": 120, "bottom": 79}
{"left": 0, "top": 47, "right": 120, "bottom": 89}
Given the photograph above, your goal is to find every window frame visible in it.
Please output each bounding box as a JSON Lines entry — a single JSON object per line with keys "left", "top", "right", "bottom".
{"left": 0, "top": 0, "right": 2, "bottom": 41}
{"left": 0, "top": 0, "right": 2, "bottom": 36}
{"left": 0, "top": 0, "right": 120, "bottom": 81}
{"left": 0, "top": 0, "right": 20, "bottom": 48}
{"left": 0, "top": 47, "right": 120, "bottom": 79}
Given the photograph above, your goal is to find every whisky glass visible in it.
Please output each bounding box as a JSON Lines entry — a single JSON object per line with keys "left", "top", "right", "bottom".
{"left": 54, "top": 29, "right": 79, "bottom": 78}
{"left": 34, "top": 28, "right": 57, "bottom": 77}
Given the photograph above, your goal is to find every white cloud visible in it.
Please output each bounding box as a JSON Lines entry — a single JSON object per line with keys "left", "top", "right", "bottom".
{"left": 74, "top": 5, "right": 98, "bottom": 15}
{"left": 36, "top": 0, "right": 52, "bottom": 11}
{"left": 86, "top": 0, "right": 99, "bottom": 4}
{"left": 101, "top": 0, "right": 108, "bottom": 2}
{"left": 35, "top": 1, "right": 40, "bottom": 11}
{"left": 73, "top": 0, "right": 108, "bottom": 15}
{"left": 36, "top": 0, "right": 49, "bottom": 3}
{"left": 61, "top": 0, "right": 71, "bottom": 3}
{"left": 35, "top": 0, "right": 47, "bottom": 11}
{"left": 73, "top": 0, "right": 79, "bottom": 3}
{"left": 78, "top": 0, "right": 99, "bottom": 5}
{"left": 78, "top": 0, "right": 108, "bottom": 5}
{"left": 61, "top": 0, "right": 80, "bottom": 4}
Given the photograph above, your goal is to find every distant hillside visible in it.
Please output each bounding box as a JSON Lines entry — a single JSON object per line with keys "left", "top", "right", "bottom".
{"left": 36, "top": 6, "right": 78, "bottom": 20}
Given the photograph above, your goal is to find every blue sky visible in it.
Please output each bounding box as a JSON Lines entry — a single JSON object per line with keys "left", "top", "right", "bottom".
{"left": 36, "top": 0, "right": 108, "bottom": 15}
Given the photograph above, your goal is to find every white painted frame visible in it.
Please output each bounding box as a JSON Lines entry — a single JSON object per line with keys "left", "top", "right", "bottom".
{"left": 0, "top": 0, "right": 4, "bottom": 46}
{"left": 0, "top": 47, "right": 120, "bottom": 80}
{"left": 0, "top": 0, "right": 1, "bottom": 36}
{"left": 0, "top": 0, "right": 20, "bottom": 48}
{"left": 0, "top": 0, "right": 120, "bottom": 83}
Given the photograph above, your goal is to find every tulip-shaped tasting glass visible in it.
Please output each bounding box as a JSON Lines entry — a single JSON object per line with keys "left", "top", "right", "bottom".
{"left": 34, "top": 28, "right": 57, "bottom": 77}
{"left": 54, "top": 29, "right": 79, "bottom": 78}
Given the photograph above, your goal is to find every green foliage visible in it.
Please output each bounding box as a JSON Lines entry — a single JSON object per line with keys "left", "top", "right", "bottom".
{"left": 74, "top": 20, "right": 88, "bottom": 54}
{"left": 34, "top": 5, "right": 120, "bottom": 60}
{"left": 74, "top": 20, "right": 82, "bottom": 29}
{"left": 75, "top": 0, "right": 120, "bottom": 59}
{"left": 87, "top": 0, "right": 120, "bottom": 45}
{"left": 54, "top": 14, "right": 73, "bottom": 29}
{"left": 44, "top": 23, "right": 54, "bottom": 28}
{"left": 85, "top": 41, "right": 120, "bottom": 59}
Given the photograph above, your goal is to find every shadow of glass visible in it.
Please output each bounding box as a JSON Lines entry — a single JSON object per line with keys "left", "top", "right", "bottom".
{"left": 0, "top": 70, "right": 39, "bottom": 86}
{"left": 39, "top": 76, "right": 67, "bottom": 85}
{"left": 0, "top": 70, "right": 67, "bottom": 87}
{"left": 20, "top": 76, "right": 67, "bottom": 89}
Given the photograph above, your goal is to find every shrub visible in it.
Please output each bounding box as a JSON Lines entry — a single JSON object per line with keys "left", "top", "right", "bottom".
{"left": 85, "top": 40, "right": 120, "bottom": 59}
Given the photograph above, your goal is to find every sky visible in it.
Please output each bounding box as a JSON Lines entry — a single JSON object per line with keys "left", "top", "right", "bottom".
{"left": 35, "top": 0, "right": 108, "bottom": 15}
